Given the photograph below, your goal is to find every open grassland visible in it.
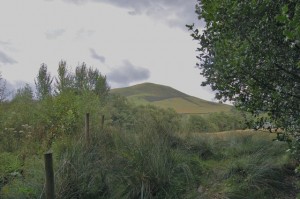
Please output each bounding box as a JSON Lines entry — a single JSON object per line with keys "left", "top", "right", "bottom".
{"left": 153, "top": 97, "right": 231, "bottom": 114}
{"left": 111, "top": 82, "right": 232, "bottom": 114}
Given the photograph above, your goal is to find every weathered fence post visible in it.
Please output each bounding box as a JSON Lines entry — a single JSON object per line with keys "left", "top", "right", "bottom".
{"left": 44, "top": 152, "right": 55, "bottom": 199}
{"left": 101, "top": 114, "right": 105, "bottom": 129}
{"left": 85, "top": 113, "right": 90, "bottom": 145}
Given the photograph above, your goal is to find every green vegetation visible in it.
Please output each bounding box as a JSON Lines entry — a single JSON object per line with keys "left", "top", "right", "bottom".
{"left": 188, "top": 0, "right": 300, "bottom": 134}
{"left": 183, "top": 111, "right": 248, "bottom": 133}
{"left": 111, "top": 83, "right": 232, "bottom": 114}
{"left": 188, "top": 2, "right": 300, "bottom": 194}
{"left": 0, "top": 62, "right": 299, "bottom": 198}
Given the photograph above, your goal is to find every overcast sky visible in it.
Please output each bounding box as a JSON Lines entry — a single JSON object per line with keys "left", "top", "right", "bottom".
{"left": 0, "top": 0, "right": 215, "bottom": 101}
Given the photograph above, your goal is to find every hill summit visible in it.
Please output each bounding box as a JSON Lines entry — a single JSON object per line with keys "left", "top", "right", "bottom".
{"left": 111, "top": 82, "right": 232, "bottom": 114}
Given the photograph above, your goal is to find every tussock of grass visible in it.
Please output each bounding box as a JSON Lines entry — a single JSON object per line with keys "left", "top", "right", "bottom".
{"left": 193, "top": 132, "right": 296, "bottom": 198}
{"left": 51, "top": 128, "right": 203, "bottom": 199}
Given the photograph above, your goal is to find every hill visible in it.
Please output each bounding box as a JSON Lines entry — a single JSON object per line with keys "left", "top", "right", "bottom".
{"left": 111, "top": 82, "right": 232, "bottom": 114}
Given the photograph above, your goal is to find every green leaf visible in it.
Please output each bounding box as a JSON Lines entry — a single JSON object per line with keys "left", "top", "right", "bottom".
{"left": 282, "top": 4, "right": 288, "bottom": 14}
{"left": 275, "top": 15, "right": 287, "bottom": 23}
{"left": 283, "top": 30, "right": 294, "bottom": 40}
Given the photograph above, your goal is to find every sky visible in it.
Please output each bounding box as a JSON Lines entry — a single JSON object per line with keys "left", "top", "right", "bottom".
{"left": 0, "top": 0, "right": 216, "bottom": 101}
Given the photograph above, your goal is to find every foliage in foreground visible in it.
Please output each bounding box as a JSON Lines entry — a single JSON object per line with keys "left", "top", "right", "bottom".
{"left": 0, "top": 62, "right": 299, "bottom": 198}
{"left": 188, "top": 0, "right": 300, "bottom": 137}
{"left": 0, "top": 93, "right": 298, "bottom": 198}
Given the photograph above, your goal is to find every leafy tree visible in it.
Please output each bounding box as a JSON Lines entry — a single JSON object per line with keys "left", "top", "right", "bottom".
{"left": 188, "top": 0, "right": 300, "bottom": 132}
{"left": 74, "top": 62, "right": 88, "bottom": 92}
{"left": 0, "top": 73, "right": 8, "bottom": 102}
{"left": 12, "top": 84, "right": 33, "bottom": 103}
{"left": 55, "top": 60, "right": 74, "bottom": 94}
{"left": 74, "top": 62, "right": 110, "bottom": 98}
{"left": 35, "top": 64, "right": 53, "bottom": 100}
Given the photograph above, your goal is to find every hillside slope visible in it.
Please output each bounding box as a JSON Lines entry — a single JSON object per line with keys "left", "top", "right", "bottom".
{"left": 111, "top": 83, "right": 232, "bottom": 114}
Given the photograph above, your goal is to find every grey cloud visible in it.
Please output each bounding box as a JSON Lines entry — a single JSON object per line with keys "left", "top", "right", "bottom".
{"left": 58, "top": 0, "right": 202, "bottom": 29}
{"left": 107, "top": 60, "right": 150, "bottom": 86}
{"left": 0, "top": 50, "right": 17, "bottom": 64}
{"left": 0, "top": 41, "right": 11, "bottom": 46}
{"left": 90, "top": 48, "right": 105, "bottom": 63}
{"left": 45, "top": 29, "right": 66, "bottom": 40}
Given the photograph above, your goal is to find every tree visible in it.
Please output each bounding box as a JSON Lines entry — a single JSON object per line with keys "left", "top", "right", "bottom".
{"left": 188, "top": 0, "right": 300, "bottom": 132}
{"left": 12, "top": 84, "right": 33, "bottom": 103}
{"left": 0, "top": 73, "right": 8, "bottom": 102}
{"left": 74, "top": 62, "right": 110, "bottom": 98}
{"left": 35, "top": 64, "right": 53, "bottom": 100}
{"left": 55, "top": 60, "right": 74, "bottom": 94}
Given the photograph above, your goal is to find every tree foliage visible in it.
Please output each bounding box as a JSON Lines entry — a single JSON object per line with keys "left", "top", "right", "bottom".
{"left": 35, "top": 64, "right": 53, "bottom": 100}
{"left": 54, "top": 61, "right": 110, "bottom": 99}
{"left": 0, "top": 73, "right": 8, "bottom": 102}
{"left": 188, "top": 0, "right": 300, "bottom": 131}
{"left": 12, "top": 84, "right": 33, "bottom": 103}
{"left": 55, "top": 60, "right": 74, "bottom": 94}
{"left": 74, "top": 63, "right": 110, "bottom": 97}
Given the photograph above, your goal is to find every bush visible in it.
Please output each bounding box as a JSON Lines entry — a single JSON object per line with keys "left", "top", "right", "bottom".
{"left": 186, "top": 110, "right": 249, "bottom": 133}
{"left": 188, "top": 114, "right": 218, "bottom": 132}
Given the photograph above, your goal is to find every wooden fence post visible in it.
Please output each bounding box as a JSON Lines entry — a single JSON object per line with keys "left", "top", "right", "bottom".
{"left": 85, "top": 113, "right": 90, "bottom": 145}
{"left": 44, "top": 152, "right": 55, "bottom": 199}
{"left": 101, "top": 115, "right": 105, "bottom": 129}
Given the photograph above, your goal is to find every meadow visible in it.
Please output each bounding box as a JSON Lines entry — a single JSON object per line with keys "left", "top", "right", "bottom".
{"left": 0, "top": 87, "right": 299, "bottom": 198}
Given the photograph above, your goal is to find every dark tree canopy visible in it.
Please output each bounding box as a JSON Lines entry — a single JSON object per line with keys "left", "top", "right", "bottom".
{"left": 189, "top": 0, "right": 300, "bottom": 131}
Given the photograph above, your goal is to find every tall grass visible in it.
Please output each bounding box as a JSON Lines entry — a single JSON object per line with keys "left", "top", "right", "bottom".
{"left": 192, "top": 132, "right": 296, "bottom": 199}
{"left": 52, "top": 124, "right": 203, "bottom": 199}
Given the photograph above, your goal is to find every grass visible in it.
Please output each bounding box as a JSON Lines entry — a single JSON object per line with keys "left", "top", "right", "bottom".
{"left": 187, "top": 131, "right": 296, "bottom": 199}
{"left": 0, "top": 127, "right": 298, "bottom": 198}
{"left": 111, "top": 82, "right": 232, "bottom": 114}
{"left": 153, "top": 97, "right": 231, "bottom": 114}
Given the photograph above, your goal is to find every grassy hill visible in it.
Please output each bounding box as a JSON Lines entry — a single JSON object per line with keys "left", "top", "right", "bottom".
{"left": 111, "top": 82, "right": 232, "bottom": 114}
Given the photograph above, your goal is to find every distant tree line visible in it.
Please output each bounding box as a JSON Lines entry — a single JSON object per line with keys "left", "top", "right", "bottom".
{"left": 35, "top": 60, "right": 109, "bottom": 100}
